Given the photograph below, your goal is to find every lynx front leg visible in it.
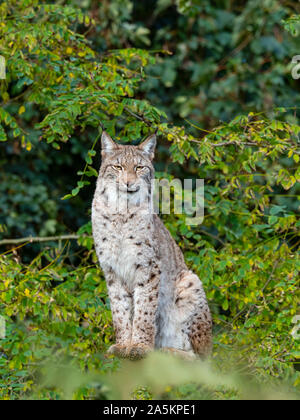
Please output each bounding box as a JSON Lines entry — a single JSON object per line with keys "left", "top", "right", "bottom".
{"left": 105, "top": 271, "right": 133, "bottom": 358}
{"left": 128, "top": 270, "right": 160, "bottom": 360}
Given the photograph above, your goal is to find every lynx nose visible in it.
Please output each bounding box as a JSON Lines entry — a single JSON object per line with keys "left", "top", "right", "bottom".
{"left": 125, "top": 177, "right": 139, "bottom": 192}
{"left": 125, "top": 175, "right": 136, "bottom": 188}
{"left": 127, "top": 182, "right": 140, "bottom": 193}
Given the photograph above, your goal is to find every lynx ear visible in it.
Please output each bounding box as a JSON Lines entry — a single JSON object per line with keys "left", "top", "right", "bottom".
{"left": 101, "top": 131, "right": 118, "bottom": 154}
{"left": 138, "top": 134, "right": 156, "bottom": 160}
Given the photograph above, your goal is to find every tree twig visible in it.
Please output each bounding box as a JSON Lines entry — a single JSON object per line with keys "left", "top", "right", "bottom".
{"left": 199, "top": 229, "right": 226, "bottom": 246}
{"left": 0, "top": 234, "right": 91, "bottom": 246}
{"left": 232, "top": 260, "right": 280, "bottom": 323}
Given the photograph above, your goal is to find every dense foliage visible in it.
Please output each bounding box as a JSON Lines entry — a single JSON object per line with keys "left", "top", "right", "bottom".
{"left": 0, "top": 0, "right": 299, "bottom": 399}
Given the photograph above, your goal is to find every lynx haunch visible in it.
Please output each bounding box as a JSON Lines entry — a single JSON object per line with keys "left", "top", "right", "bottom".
{"left": 92, "top": 131, "right": 212, "bottom": 360}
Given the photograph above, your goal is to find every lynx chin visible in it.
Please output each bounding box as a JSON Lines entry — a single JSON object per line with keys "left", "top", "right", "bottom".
{"left": 92, "top": 131, "right": 212, "bottom": 360}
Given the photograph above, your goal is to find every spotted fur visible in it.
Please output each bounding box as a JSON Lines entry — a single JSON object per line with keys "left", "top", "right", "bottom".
{"left": 91, "top": 132, "right": 212, "bottom": 359}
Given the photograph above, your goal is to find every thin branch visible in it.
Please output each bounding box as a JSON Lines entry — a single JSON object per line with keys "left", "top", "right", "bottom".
{"left": 192, "top": 139, "right": 285, "bottom": 148}
{"left": 232, "top": 260, "right": 280, "bottom": 323}
{"left": 190, "top": 139, "right": 300, "bottom": 154}
{"left": 0, "top": 234, "right": 91, "bottom": 246}
{"left": 218, "top": 34, "right": 253, "bottom": 68}
{"left": 199, "top": 229, "right": 226, "bottom": 246}
{"left": 123, "top": 106, "right": 153, "bottom": 127}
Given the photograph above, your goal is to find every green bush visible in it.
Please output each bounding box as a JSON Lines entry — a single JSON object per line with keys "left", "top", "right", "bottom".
{"left": 0, "top": 0, "right": 299, "bottom": 400}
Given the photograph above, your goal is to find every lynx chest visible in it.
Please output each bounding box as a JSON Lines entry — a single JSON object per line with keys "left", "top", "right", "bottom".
{"left": 92, "top": 209, "right": 155, "bottom": 289}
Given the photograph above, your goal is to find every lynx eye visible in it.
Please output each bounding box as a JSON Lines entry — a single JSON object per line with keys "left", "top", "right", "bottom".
{"left": 136, "top": 166, "right": 145, "bottom": 171}
{"left": 112, "top": 165, "right": 122, "bottom": 171}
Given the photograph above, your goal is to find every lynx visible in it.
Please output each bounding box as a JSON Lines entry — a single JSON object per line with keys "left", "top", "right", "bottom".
{"left": 92, "top": 131, "right": 212, "bottom": 360}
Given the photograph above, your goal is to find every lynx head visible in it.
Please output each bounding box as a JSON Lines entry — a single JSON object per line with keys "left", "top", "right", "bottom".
{"left": 99, "top": 131, "right": 156, "bottom": 199}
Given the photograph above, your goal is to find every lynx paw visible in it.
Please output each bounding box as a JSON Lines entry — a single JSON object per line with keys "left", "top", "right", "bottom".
{"left": 126, "top": 344, "right": 152, "bottom": 360}
{"left": 106, "top": 344, "right": 128, "bottom": 358}
{"left": 161, "top": 347, "right": 196, "bottom": 361}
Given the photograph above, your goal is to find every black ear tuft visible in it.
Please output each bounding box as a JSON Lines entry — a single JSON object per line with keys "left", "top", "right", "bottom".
{"left": 138, "top": 134, "right": 156, "bottom": 160}
{"left": 101, "top": 131, "right": 118, "bottom": 153}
